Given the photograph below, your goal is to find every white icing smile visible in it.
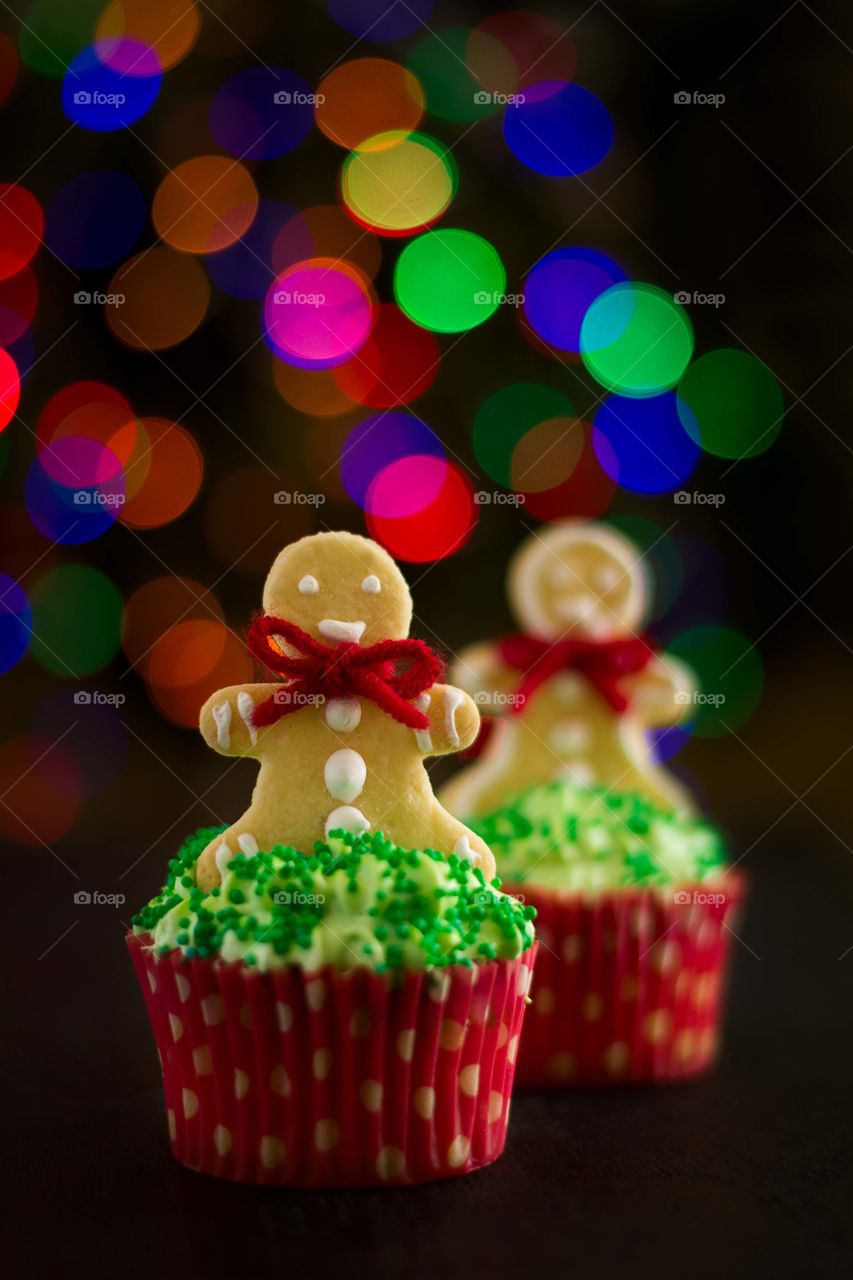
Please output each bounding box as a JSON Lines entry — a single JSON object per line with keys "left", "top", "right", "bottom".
{"left": 318, "top": 618, "right": 366, "bottom": 643}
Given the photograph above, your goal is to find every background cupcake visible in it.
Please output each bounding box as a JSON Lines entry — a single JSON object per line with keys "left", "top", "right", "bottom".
{"left": 129, "top": 827, "right": 536, "bottom": 1186}
{"left": 469, "top": 781, "right": 742, "bottom": 1087}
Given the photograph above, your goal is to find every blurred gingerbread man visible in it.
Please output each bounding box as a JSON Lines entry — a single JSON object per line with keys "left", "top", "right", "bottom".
{"left": 195, "top": 530, "right": 493, "bottom": 890}
{"left": 440, "top": 521, "right": 695, "bottom": 819}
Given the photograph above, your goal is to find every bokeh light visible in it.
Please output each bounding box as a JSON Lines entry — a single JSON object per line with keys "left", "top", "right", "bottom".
{"left": 264, "top": 258, "right": 376, "bottom": 369}
{"left": 407, "top": 28, "right": 502, "bottom": 123}
{"left": 206, "top": 199, "right": 295, "bottom": 300}
{"left": 0, "top": 574, "right": 31, "bottom": 674}
{"left": 328, "top": 0, "right": 435, "bottom": 42}
{"left": 0, "top": 735, "right": 81, "bottom": 846}
{"left": 467, "top": 11, "right": 577, "bottom": 93}
{"left": 18, "top": 0, "right": 103, "bottom": 78}
{"left": 153, "top": 156, "right": 259, "bottom": 255}
{"left": 473, "top": 382, "right": 576, "bottom": 487}
{"left": 395, "top": 228, "right": 506, "bottom": 333}
{"left": 677, "top": 348, "right": 784, "bottom": 459}
{"left": 121, "top": 576, "right": 223, "bottom": 675}
{"left": 609, "top": 514, "right": 684, "bottom": 621}
{"left": 519, "top": 423, "right": 616, "bottom": 522}
{"left": 108, "top": 247, "right": 211, "bottom": 349}
{"left": 273, "top": 204, "right": 382, "bottom": 281}
{"left": 509, "top": 415, "right": 585, "bottom": 493}
{"left": 62, "top": 42, "right": 163, "bottom": 131}
{"left": 332, "top": 303, "right": 440, "bottom": 407}
{"left": 119, "top": 418, "right": 203, "bottom": 528}
{"left": 209, "top": 66, "right": 315, "bottom": 160}
{"left": 0, "top": 268, "right": 37, "bottom": 346}
{"left": 29, "top": 565, "right": 123, "bottom": 676}
{"left": 581, "top": 282, "right": 694, "bottom": 397}
{"left": 340, "top": 410, "right": 444, "bottom": 511}
{"left": 342, "top": 131, "right": 457, "bottom": 236}
{"left": 272, "top": 361, "right": 356, "bottom": 417}
{"left": 45, "top": 170, "right": 146, "bottom": 268}
{"left": 96, "top": 0, "right": 200, "bottom": 71}
{"left": 36, "top": 381, "right": 136, "bottom": 465}
{"left": 592, "top": 392, "right": 701, "bottom": 494}
{"left": 504, "top": 83, "right": 613, "bottom": 177}
{"left": 0, "top": 348, "right": 20, "bottom": 430}
{"left": 668, "top": 626, "right": 764, "bottom": 737}
{"left": 203, "top": 464, "right": 317, "bottom": 575}
{"left": 316, "top": 58, "right": 424, "bottom": 150}
{"left": 367, "top": 458, "right": 477, "bottom": 562}
{"left": 146, "top": 623, "right": 253, "bottom": 728}
{"left": 523, "top": 247, "right": 625, "bottom": 354}
{"left": 26, "top": 443, "right": 124, "bottom": 545}
{"left": 0, "top": 184, "right": 43, "bottom": 279}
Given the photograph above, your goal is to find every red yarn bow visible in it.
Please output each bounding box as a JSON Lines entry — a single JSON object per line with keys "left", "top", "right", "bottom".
{"left": 246, "top": 614, "right": 444, "bottom": 730}
{"left": 498, "top": 632, "right": 655, "bottom": 715}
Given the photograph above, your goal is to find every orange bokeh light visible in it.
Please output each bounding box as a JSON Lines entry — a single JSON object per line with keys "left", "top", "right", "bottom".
{"left": 108, "top": 247, "right": 210, "bottom": 349}
{"left": 153, "top": 155, "right": 259, "bottom": 255}
{"left": 119, "top": 417, "right": 203, "bottom": 528}
{"left": 316, "top": 57, "right": 424, "bottom": 150}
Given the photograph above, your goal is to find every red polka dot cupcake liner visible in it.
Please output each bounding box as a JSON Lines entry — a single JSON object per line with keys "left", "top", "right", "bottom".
{"left": 127, "top": 934, "right": 538, "bottom": 1187}
{"left": 506, "top": 875, "right": 744, "bottom": 1087}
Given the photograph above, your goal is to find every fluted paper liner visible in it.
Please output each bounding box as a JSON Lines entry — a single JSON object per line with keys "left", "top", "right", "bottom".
{"left": 128, "top": 934, "right": 538, "bottom": 1187}
{"left": 508, "top": 875, "right": 743, "bottom": 1087}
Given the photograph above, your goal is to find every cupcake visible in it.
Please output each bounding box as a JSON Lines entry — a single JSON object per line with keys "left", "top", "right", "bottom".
{"left": 129, "top": 828, "right": 535, "bottom": 1186}
{"left": 127, "top": 530, "right": 538, "bottom": 1185}
{"left": 469, "top": 781, "right": 743, "bottom": 1087}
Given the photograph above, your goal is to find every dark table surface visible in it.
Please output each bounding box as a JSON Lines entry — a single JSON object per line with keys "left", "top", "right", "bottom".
{"left": 8, "top": 813, "right": 853, "bottom": 1279}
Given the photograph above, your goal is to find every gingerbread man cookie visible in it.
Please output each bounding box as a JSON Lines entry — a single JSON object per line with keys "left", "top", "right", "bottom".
{"left": 440, "top": 521, "right": 696, "bottom": 818}
{"left": 195, "top": 531, "right": 493, "bottom": 890}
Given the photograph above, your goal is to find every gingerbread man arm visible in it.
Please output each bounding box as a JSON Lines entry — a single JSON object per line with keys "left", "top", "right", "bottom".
{"left": 199, "top": 683, "right": 280, "bottom": 758}
{"left": 621, "top": 654, "right": 696, "bottom": 727}
{"left": 417, "top": 684, "right": 480, "bottom": 756}
{"left": 448, "top": 642, "right": 517, "bottom": 710}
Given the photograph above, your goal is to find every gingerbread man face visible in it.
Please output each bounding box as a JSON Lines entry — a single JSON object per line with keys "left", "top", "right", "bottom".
{"left": 194, "top": 530, "right": 495, "bottom": 891}
{"left": 263, "top": 532, "right": 412, "bottom": 646}
{"left": 508, "top": 521, "right": 647, "bottom": 641}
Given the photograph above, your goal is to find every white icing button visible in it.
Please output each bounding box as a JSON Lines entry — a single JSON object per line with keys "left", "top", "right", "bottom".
{"left": 236, "top": 690, "right": 258, "bottom": 745}
{"left": 453, "top": 835, "right": 479, "bottom": 865}
{"left": 215, "top": 842, "right": 232, "bottom": 879}
{"left": 325, "top": 697, "right": 362, "bottom": 732}
{"left": 298, "top": 575, "right": 319, "bottom": 594}
{"left": 324, "top": 749, "right": 367, "bottom": 803}
{"left": 548, "top": 719, "right": 590, "bottom": 755}
{"left": 361, "top": 574, "right": 381, "bottom": 594}
{"left": 318, "top": 618, "right": 366, "bottom": 643}
{"left": 212, "top": 701, "right": 231, "bottom": 749}
{"left": 237, "top": 833, "right": 259, "bottom": 855}
{"left": 413, "top": 693, "right": 432, "bottom": 753}
{"left": 325, "top": 806, "right": 370, "bottom": 838}
{"left": 560, "top": 761, "right": 595, "bottom": 786}
{"left": 444, "top": 687, "right": 465, "bottom": 748}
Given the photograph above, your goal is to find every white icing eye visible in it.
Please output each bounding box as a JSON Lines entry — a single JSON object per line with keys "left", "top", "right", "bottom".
{"left": 298, "top": 575, "right": 319, "bottom": 595}
{"left": 361, "top": 575, "right": 381, "bottom": 594}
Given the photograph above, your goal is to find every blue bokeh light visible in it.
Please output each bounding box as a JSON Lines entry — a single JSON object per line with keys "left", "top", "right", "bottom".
{"left": 45, "top": 171, "right": 146, "bottom": 268}
{"left": 592, "top": 392, "right": 701, "bottom": 494}
{"left": 340, "top": 412, "right": 445, "bottom": 509}
{"left": 206, "top": 201, "right": 297, "bottom": 301}
{"left": 209, "top": 68, "right": 315, "bottom": 161}
{"left": 328, "top": 0, "right": 435, "bottom": 41}
{"left": 504, "top": 82, "right": 614, "bottom": 177}
{"left": 523, "top": 247, "right": 626, "bottom": 353}
{"left": 62, "top": 43, "right": 162, "bottom": 132}
{"left": 0, "top": 574, "right": 32, "bottom": 674}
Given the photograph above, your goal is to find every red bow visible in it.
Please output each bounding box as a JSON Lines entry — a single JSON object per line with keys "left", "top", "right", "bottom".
{"left": 498, "top": 632, "right": 655, "bottom": 714}
{"left": 246, "top": 614, "right": 444, "bottom": 730}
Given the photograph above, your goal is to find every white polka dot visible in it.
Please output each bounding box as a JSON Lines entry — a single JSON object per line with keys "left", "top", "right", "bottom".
{"left": 349, "top": 1007, "right": 371, "bottom": 1038}
{"left": 193, "top": 1045, "right": 212, "bottom": 1075}
{"left": 201, "top": 994, "right": 225, "bottom": 1026}
{"left": 488, "top": 1091, "right": 504, "bottom": 1123}
{"left": 507, "top": 1035, "right": 519, "bottom": 1064}
{"left": 147, "top": 970, "right": 157, "bottom": 993}
{"left": 234, "top": 1068, "right": 250, "bottom": 1099}
{"left": 516, "top": 965, "right": 532, "bottom": 997}
{"left": 313, "top": 1048, "right": 332, "bottom": 1080}
{"left": 169, "top": 1014, "right": 183, "bottom": 1042}
{"left": 496, "top": 1023, "right": 509, "bottom": 1049}
{"left": 167, "top": 1109, "right": 176, "bottom": 1140}
{"left": 182, "top": 1088, "right": 198, "bottom": 1119}
{"left": 459, "top": 1064, "right": 480, "bottom": 1097}
{"left": 439, "top": 1019, "right": 465, "bottom": 1051}
{"left": 643, "top": 1009, "right": 673, "bottom": 1044}
{"left": 276, "top": 1002, "right": 293, "bottom": 1032}
{"left": 396, "top": 1029, "right": 415, "bottom": 1062}
{"left": 413, "top": 1086, "right": 435, "bottom": 1119}
{"left": 603, "top": 1042, "right": 630, "bottom": 1076}
{"left": 360, "top": 1079, "right": 383, "bottom": 1112}
{"left": 561, "top": 935, "right": 583, "bottom": 962}
{"left": 213, "top": 1124, "right": 232, "bottom": 1156}
{"left": 270, "top": 1064, "right": 290, "bottom": 1096}
{"left": 315, "top": 1119, "right": 340, "bottom": 1152}
{"left": 259, "top": 1135, "right": 284, "bottom": 1169}
{"left": 175, "top": 973, "right": 191, "bottom": 1003}
{"left": 376, "top": 1146, "right": 405, "bottom": 1180}
{"left": 306, "top": 979, "right": 327, "bottom": 1012}
{"left": 428, "top": 972, "right": 451, "bottom": 1003}
{"left": 447, "top": 1135, "right": 471, "bottom": 1168}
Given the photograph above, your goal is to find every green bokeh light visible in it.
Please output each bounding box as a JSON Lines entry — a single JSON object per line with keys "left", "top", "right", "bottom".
{"left": 394, "top": 228, "right": 506, "bottom": 333}
{"left": 608, "top": 515, "right": 683, "bottom": 620}
{"left": 406, "top": 28, "right": 502, "bottom": 123}
{"left": 581, "top": 282, "right": 694, "bottom": 397}
{"left": 473, "top": 382, "right": 576, "bottom": 487}
{"left": 30, "top": 565, "right": 123, "bottom": 676}
{"left": 668, "top": 625, "right": 763, "bottom": 738}
{"left": 677, "top": 348, "right": 784, "bottom": 459}
{"left": 19, "top": 0, "right": 104, "bottom": 79}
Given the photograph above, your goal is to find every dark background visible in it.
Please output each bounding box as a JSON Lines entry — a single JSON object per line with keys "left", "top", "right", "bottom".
{"left": 3, "top": 0, "right": 853, "bottom": 1273}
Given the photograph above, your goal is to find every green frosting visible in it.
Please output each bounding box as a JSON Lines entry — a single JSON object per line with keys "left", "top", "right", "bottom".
{"left": 132, "top": 826, "right": 535, "bottom": 972}
{"left": 468, "top": 782, "right": 727, "bottom": 893}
